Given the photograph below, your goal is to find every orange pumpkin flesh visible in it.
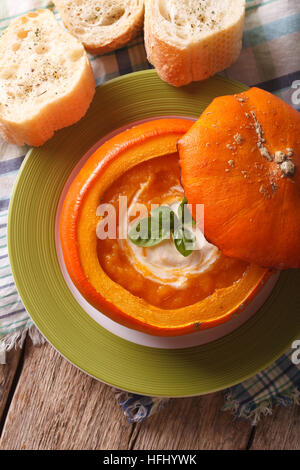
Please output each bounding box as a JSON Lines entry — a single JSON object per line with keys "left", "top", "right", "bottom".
{"left": 179, "top": 87, "right": 300, "bottom": 269}
{"left": 60, "top": 118, "right": 269, "bottom": 336}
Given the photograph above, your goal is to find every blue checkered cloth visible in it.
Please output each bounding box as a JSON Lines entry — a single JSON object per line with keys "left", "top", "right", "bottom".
{"left": 0, "top": 0, "right": 299, "bottom": 423}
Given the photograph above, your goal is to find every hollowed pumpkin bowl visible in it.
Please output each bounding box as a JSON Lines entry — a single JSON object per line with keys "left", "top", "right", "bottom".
{"left": 60, "top": 118, "right": 270, "bottom": 336}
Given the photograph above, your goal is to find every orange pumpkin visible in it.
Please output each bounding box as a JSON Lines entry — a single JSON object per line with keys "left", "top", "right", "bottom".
{"left": 179, "top": 87, "right": 300, "bottom": 269}
{"left": 60, "top": 118, "right": 269, "bottom": 336}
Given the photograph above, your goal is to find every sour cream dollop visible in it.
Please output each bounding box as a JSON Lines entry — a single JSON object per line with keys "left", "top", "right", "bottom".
{"left": 119, "top": 181, "right": 220, "bottom": 289}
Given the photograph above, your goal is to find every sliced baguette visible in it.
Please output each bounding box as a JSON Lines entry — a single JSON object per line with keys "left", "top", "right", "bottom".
{"left": 54, "top": 0, "right": 144, "bottom": 54}
{"left": 0, "top": 9, "right": 95, "bottom": 146}
{"left": 144, "top": 0, "right": 245, "bottom": 87}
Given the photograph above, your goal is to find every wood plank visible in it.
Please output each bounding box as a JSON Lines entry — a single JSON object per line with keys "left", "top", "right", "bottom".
{"left": 0, "top": 341, "right": 134, "bottom": 450}
{"left": 130, "top": 392, "right": 252, "bottom": 450}
{"left": 250, "top": 404, "right": 300, "bottom": 450}
{"left": 0, "top": 347, "right": 23, "bottom": 426}
{"left": 1, "top": 339, "right": 299, "bottom": 450}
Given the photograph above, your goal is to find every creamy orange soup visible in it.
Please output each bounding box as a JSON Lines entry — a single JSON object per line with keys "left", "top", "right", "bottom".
{"left": 97, "top": 154, "right": 248, "bottom": 309}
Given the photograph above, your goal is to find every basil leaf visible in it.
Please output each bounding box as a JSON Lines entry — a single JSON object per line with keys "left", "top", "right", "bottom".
{"left": 128, "top": 202, "right": 196, "bottom": 256}
{"left": 150, "top": 205, "right": 175, "bottom": 239}
{"left": 172, "top": 226, "right": 196, "bottom": 257}
{"left": 178, "top": 197, "right": 195, "bottom": 226}
{"left": 129, "top": 206, "right": 174, "bottom": 247}
{"left": 129, "top": 217, "right": 162, "bottom": 247}
{"left": 128, "top": 217, "right": 149, "bottom": 242}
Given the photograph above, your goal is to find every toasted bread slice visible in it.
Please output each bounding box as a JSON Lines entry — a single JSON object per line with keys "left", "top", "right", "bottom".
{"left": 144, "top": 0, "right": 245, "bottom": 87}
{"left": 0, "top": 9, "right": 95, "bottom": 146}
{"left": 54, "top": 0, "right": 144, "bottom": 54}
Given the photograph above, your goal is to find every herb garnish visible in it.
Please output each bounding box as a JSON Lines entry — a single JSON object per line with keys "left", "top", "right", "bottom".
{"left": 128, "top": 198, "right": 196, "bottom": 257}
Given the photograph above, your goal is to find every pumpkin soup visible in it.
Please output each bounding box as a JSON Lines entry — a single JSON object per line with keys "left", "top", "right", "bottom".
{"left": 60, "top": 118, "right": 268, "bottom": 336}
{"left": 97, "top": 153, "right": 249, "bottom": 309}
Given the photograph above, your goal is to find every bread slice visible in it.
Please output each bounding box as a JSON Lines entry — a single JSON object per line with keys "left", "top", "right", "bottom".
{"left": 54, "top": 0, "right": 144, "bottom": 54}
{"left": 0, "top": 9, "right": 95, "bottom": 146}
{"left": 144, "top": 0, "right": 245, "bottom": 87}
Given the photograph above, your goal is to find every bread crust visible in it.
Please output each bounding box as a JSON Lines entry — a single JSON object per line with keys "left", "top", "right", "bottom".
{"left": 144, "top": 0, "right": 245, "bottom": 87}
{"left": 0, "top": 57, "right": 95, "bottom": 146}
{"left": 83, "top": 16, "right": 144, "bottom": 54}
{"left": 54, "top": 0, "right": 144, "bottom": 54}
{"left": 0, "top": 9, "right": 95, "bottom": 146}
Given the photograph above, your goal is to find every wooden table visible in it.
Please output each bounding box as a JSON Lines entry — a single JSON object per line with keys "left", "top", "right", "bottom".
{"left": 0, "top": 339, "right": 299, "bottom": 450}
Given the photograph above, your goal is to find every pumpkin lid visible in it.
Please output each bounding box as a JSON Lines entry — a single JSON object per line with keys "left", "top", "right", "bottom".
{"left": 178, "top": 87, "right": 300, "bottom": 269}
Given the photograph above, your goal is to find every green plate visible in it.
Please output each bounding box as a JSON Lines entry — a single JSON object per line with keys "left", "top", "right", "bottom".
{"left": 8, "top": 70, "right": 300, "bottom": 397}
